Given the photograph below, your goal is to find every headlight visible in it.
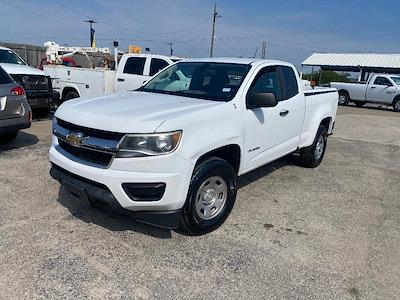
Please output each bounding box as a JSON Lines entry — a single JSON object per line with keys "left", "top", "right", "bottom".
{"left": 117, "top": 131, "right": 182, "bottom": 158}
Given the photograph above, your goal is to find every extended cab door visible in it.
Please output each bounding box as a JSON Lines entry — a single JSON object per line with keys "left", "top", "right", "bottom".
{"left": 366, "top": 76, "right": 396, "bottom": 104}
{"left": 243, "top": 65, "right": 305, "bottom": 172}
{"left": 114, "top": 56, "right": 148, "bottom": 92}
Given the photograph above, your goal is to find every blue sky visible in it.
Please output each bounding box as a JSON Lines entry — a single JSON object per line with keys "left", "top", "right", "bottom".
{"left": 1, "top": 0, "right": 399, "bottom": 66}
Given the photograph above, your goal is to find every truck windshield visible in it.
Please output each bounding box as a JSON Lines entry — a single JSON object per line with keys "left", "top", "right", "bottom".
{"left": 0, "top": 49, "right": 26, "bottom": 65}
{"left": 390, "top": 77, "right": 400, "bottom": 85}
{"left": 139, "top": 62, "right": 251, "bottom": 101}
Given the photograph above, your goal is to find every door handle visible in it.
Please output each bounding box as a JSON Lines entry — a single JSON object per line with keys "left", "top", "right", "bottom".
{"left": 279, "top": 110, "right": 289, "bottom": 117}
{"left": 117, "top": 78, "right": 125, "bottom": 82}
{"left": 370, "top": 86, "right": 376, "bottom": 89}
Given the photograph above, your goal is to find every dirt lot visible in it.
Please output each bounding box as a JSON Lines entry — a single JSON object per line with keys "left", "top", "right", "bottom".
{"left": 0, "top": 105, "right": 399, "bottom": 299}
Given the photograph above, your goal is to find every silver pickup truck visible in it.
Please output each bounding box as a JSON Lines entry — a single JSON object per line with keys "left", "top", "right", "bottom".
{"left": 331, "top": 74, "right": 400, "bottom": 112}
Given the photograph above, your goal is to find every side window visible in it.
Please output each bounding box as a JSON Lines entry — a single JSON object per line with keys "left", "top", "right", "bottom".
{"left": 123, "top": 57, "right": 146, "bottom": 75}
{"left": 374, "top": 77, "right": 391, "bottom": 86}
{"left": 247, "top": 67, "right": 282, "bottom": 103}
{"left": 150, "top": 58, "right": 169, "bottom": 76}
{"left": 279, "top": 66, "right": 299, "bottom": 100}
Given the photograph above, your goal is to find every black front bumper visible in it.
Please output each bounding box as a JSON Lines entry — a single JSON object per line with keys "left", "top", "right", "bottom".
{"left": 26, "top": 91, "right": 52, "bottom": 109}
{"left": 49, "top": 164, "right": 181, "bottom": 229}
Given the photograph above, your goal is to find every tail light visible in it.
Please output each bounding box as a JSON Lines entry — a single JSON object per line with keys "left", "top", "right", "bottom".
{"left": 11, "top": 86, "right": 25, "bottom": 96}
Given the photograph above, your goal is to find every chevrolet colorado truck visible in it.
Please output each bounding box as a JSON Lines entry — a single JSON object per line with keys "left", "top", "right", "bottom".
{"left": 331, "top": 73, "right": 400, "bottom": 111}
{"left": 49, "top": 58, "right": 338, "bottom": 235}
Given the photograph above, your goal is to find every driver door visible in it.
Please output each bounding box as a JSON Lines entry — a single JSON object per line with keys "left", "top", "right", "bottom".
{"left": 367, "top": 76, "right": 396, "bottom": 103}
{"left": 243, "top": 66, "right": 304, "bottom": 172}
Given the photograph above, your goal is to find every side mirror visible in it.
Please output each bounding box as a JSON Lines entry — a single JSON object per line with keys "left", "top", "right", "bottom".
{"left": 247, "top": 92, "right": 278, "bottom": 108}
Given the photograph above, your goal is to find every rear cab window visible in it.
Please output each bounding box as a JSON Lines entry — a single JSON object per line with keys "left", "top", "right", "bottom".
{"left": 278, "top": 65, "right": 299, "bottom": 100}
{"left": 123, "top": 57, "right": 146, "bottom": 75}
{"left": 149, "top": 58, "right": 169, "bottom": 76}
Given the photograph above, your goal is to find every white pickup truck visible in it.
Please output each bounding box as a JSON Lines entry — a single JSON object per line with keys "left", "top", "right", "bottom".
{"left": 49, "top": 58, "right": 338, "bottom": 235}
{"left": 331, "top": 73, "right": 400, "bottom": 111}
{"left": 44, "top": 53, "right": 180, "bottom": 103}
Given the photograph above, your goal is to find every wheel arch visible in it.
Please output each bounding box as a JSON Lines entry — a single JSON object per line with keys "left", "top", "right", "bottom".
{"left": 194, "top": 144, "right": 241, "bottom": 175}
{"left": 62, "top": 86, "right": 80, "bottom": 100}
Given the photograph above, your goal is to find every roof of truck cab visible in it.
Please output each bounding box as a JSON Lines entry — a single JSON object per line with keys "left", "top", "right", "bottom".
{"left": 180, "top": 57, "right": 292, "bottom": 66}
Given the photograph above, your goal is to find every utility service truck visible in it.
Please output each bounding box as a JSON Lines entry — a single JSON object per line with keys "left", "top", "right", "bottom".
{"left": 43, "top": 42, "right": 180, "bottom": 104}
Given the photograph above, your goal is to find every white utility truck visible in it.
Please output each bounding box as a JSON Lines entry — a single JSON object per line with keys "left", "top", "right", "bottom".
{"left": 43, "top": 42, "right": 180, "bottom": 103}
{"left": 331, "top": 73, "right": 400, "bottom": 111}
{"left": 49, "top": 58, "right": 338, "bottom": 235}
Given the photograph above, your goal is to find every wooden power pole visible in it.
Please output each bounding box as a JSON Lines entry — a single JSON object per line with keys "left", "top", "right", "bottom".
{"left": 261, "top": 41, "right": 267, "bottom": 59}
{"left": 210, "top": 3, "right": 219, "bottom": 57}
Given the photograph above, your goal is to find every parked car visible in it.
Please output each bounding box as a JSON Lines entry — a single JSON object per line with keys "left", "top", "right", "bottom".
{"left": 331, "top": 73, "right": 400, "bottom": 111}
{"left": 0, "top": 46, "right": 58, "bottom": 113}
{"left": 0, "top": 65, "right": 31, "bottom": 142}
{"left": 49, "top": 58, "right": 338, "bottom": 235}
{"left": 44, "top": 53, "right": 181, "bottom": 104}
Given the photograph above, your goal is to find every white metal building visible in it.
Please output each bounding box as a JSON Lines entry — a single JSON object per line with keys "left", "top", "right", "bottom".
{"left": 302, "top": 53, "right": 400, "bottom": 81}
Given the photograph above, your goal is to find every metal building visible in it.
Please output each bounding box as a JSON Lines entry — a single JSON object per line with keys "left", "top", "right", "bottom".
{"left": 302, "top": 53, "right": 400, "bottom": 81}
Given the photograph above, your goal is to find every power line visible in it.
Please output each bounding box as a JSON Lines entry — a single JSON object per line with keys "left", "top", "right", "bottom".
{"left": 48, "top": 0, "right": 208, "bottom": 36}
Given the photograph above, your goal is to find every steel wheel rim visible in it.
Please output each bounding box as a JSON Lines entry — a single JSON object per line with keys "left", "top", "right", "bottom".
{"left": 315, "top": 136, "right": 325, "bottom": 160}
{"left": 338, "top": 95, "right": 346, "bottom": 104}
{"left": 195, "top": 176, "right": 228, "bottom": 220}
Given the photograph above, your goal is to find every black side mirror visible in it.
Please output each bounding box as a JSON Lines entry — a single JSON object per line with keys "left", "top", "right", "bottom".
{"left": 247, "top": 92, "right": 278, "bottom": 108}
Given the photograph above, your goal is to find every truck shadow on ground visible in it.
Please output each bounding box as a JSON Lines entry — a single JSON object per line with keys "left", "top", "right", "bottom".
{"left": 56, "top": 153, "right": 300, "bottom": 239}
{"left": 0, "top": 131, "right": 39, "bottom": 152}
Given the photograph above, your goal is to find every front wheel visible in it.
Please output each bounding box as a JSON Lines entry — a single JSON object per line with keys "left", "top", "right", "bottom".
{"left": 300, "top": 125, "right": 328, "bottom": 168}
{"left": 393, "top": 98, "right": 400, "bottom": 112}
{"left": 180, "top": 157, "right": 237, "bottom": 235}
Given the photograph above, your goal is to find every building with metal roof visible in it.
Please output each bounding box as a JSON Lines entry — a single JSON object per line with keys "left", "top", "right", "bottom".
{"left": 302, "top": 53, "right": 400, "bottom": 81}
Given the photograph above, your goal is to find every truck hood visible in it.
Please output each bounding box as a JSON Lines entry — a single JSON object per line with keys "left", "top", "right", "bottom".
{"left": 55, "top": 91, "right": 221, "bottom": 133}
{"left": 0, "top": 63, "right": 45, "bottom": 76}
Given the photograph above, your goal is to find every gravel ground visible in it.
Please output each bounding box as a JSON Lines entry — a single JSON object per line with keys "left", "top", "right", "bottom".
{"left": 0, "top": 106, "right": 399, "bottom": 299}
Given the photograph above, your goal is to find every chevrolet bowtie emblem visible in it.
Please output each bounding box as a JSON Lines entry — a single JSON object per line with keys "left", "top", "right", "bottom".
{"left": 65, "top": 132, "right": 86, "bottom": 147}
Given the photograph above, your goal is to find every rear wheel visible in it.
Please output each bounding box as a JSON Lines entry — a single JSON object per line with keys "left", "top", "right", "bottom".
{"left": 338, "top": 91, "right": 350, "bottom": 106}
{"left": 64, "top": 90, "right": 79, "bottom": 101}
{"left": 355, "top": 101, "right": 366, "bottom": 107}
{"left": 300, "top": 125, "right": 328, "bottom": 168}
{"left": 180, "top": 157, "right": 237, "bottom": 235}
{"left": 0, "top": 131, "right": 18, "bottom": 143}
{"left": 393, "top": 97, "right": 400, "bottom": 112}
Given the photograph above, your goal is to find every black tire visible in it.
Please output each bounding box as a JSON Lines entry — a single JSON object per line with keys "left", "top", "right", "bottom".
{"left": 64, "top": 90, "right": 79, "bottom": 101}
{"left": 338, "top": 91, "right": 350, "bottom": 106}
{"left": 355, "top": 101, "right": 366, "bottom": 107}
{"left": 0, "top": 131, "right": 18, "bottom": 143}
{"left": 393, "top": 97, "right": 400, "bottom": 112}
{"left": 180, "top": 157, "right": 237, "bottom": 235}
{"left": 300, "top": 125, "right": 328, "bottom": 168}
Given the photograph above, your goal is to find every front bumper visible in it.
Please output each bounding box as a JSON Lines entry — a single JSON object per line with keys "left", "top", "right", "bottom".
{"left": 49, "top": 138, "right": 194, "bottom": 217}
{"left": 50, "top": 164, "right": 182, "bottom": 229}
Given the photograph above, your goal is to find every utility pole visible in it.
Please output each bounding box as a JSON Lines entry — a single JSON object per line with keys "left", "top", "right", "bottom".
{"left": 167, "top": 43, "right": 173, "bottom": 56}
{"left": 84, "top": 19, "right": 98, "bottom": 47}
{"left": 261, "top": 41, "right": 267, "bottom": 59}
{"left": 210, "top": 3, "right": 219, "bottom": 57}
